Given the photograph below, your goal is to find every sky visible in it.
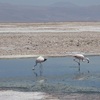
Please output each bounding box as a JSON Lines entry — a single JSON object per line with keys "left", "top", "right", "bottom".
{"left": 0, "top": 0, "right": 100, "bottom": 6}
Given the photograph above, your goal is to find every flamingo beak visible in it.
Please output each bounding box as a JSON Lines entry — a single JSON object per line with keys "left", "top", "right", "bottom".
{"left": 44, "top": 59, "right": 47, "bottom": 61}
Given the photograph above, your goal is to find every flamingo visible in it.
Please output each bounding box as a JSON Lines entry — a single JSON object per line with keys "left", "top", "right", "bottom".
{"left": 32, "top": 56, "right": 47, "bottom": 70}
{"left": 73, "top": 54, "right": 89, "bottom": 71}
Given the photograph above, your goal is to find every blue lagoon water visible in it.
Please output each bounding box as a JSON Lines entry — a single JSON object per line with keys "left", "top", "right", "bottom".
{"left": 0, "top": 56, "right": 100, "bottom": 93}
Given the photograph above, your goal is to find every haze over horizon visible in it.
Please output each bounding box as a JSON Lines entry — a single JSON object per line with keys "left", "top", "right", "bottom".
{"left": 0, "top": 0, "right": 100, "bottom": 22}
{"left": 0, "top": 0, "right": 100, "bottom": 6}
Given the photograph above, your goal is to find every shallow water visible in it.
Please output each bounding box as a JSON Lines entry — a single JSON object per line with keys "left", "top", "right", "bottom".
{"left": 0, "top": 56, "right": 100, "bottom": 93}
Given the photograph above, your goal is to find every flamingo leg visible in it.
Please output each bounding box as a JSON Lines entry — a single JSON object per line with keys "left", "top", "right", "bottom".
{"left": 78, "top": 59, "right": 80, "bottom": 66}
{"left": 74, "top": 59, "right": 81, "bottom": 71}
{"left": 32, "top": 62, "right": 38, "bottom": 70}
{"left": 78, "top": 65, "right": 80, "bottom": 72}
{"left": 73, "top": 59, "right": 80, "bottom": 66}
{"left": 39, "top": 63, "right": 43, "bottom": 76}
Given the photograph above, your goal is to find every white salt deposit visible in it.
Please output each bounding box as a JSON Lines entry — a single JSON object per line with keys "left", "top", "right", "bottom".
{"left": 0, "top": 90, "right": 59, "bottom": 100}
{"left": 0, "top": 25, "right": 100, "bottom": 33}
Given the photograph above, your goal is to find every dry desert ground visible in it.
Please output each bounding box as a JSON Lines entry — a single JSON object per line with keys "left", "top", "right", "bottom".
{"left": 0, "top": 22, "right": 100, "bottom": 57}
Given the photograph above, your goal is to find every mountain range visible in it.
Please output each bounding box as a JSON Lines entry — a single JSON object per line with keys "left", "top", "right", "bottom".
{"left": 0, "top": 2, "right": 100, "bottom": 22}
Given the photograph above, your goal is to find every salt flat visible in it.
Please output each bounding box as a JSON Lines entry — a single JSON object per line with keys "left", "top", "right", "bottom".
{"left": 0, "top": 91, "right": 59, "bottom": 100}
{"left": 0, "top": 90, "right": 100, "bottom": 100}
{"left": 0, "top": 22, "right": 100, "bottom": 56}
{"left": 0, "top": 22, "right": 100, "bottom": 33}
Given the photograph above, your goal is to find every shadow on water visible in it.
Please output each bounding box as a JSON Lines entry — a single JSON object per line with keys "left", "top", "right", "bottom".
{"left": 0, "top": 56, "right": 100, "bottom": 93}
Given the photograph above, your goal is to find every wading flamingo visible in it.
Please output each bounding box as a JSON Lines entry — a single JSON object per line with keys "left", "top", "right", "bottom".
{"left": 32, "top": 56, "right": 47, "bottom": 70}
{"left": 73, "top": 54, "right": 89, "bottom": 71}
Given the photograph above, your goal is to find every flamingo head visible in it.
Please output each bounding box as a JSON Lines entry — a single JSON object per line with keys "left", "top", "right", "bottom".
{"left": 44, "top": 58, "right": 47, "bottom": 61}
{"left": 86, "top": 57, "right": 89, "bottom": 63}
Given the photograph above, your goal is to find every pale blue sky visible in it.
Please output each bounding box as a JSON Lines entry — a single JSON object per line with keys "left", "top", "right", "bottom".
{"left": 0, "top": 0, "right": 100, "bottom": 6}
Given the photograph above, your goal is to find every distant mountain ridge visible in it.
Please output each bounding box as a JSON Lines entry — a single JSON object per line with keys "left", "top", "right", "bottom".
{"left": 50, "top": 1, "right": 79, "bottom": 7}
{"left": 0, "top": 1, "right": 100, "bottom": 22}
